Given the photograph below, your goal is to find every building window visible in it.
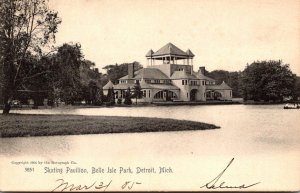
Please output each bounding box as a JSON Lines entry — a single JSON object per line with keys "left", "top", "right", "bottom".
{"left": 115, "top": 91, "right": 118, "bottom": 98}
{"left": 182, "top": 80, "right": 184, "bottom": 85}
{"left": 154, "top": 80, "right": 160, "bottom": 84}
{"left": 149, "top": 90, "right": 151, "bottom": 98}
{"left": 143, "top": 90, "right": 146, "bottom": 97}
{"left": 185, "top": 80, "right": 188, "bottom": 85}
{"left": 190, "top": 80, "right": 198, "bottom": 86}
{"left": 154, "top": 91, "right": 163, "bottom": 99}
{"left": 230, "top": 90, "right": 232, "bottom": 97}
{"left": 187, "top": 92, "right": 189, "bottom": 98}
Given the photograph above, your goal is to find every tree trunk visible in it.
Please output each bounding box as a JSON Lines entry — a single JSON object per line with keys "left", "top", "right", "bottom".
{"left": 3, "top": 102, "right": 11, "bottom": 114}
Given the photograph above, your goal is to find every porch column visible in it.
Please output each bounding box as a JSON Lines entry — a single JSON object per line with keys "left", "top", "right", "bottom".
{"left": 191, "top": 58, "right": 193, "bottom": 75}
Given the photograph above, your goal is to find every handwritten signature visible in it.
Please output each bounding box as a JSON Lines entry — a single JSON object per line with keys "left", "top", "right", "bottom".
{"left": 200, "top": 158, "right": 260, "bottom": 189}
{"left": 51, "top": 179, "right": 141, "bottom": 192}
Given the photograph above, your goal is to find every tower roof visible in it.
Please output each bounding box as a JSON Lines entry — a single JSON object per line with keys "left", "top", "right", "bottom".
{"left": 152, "top": 43, "right": 189, "bottom": 57}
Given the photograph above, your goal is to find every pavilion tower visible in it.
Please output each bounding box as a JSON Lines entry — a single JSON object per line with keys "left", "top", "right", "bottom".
{"left": 146, "top": 43, "right": 195, "bottom": 75}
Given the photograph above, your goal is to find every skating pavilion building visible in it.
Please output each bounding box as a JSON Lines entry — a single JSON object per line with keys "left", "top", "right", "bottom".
{"left": 103, "top": 43, "right": 232, "bottom": 102}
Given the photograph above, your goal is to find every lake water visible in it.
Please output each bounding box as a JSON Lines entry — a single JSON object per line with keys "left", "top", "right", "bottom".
{"left": 1, "top": 104, "right": 300, "bottom": 191}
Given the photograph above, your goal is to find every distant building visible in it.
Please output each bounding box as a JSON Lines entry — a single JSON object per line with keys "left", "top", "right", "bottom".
{"left": 103, "top": 43, "right": 232, "bottom": 102}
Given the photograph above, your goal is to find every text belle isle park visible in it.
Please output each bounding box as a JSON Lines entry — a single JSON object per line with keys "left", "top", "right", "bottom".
{"left": 44, "top": 166, "right": 173, "bottom": 175}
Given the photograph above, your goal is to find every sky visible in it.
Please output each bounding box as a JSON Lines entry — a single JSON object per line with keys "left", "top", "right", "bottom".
{"left": 49, "top": 0, "right": 300, "bottom": 75}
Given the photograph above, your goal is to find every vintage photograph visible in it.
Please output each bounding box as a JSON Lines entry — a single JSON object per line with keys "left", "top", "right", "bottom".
{"left": 0, "top": 0, "right": 300, "bottom": 192}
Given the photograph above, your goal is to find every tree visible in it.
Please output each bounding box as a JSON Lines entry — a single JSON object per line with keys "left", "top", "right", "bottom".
{"left": 123, "top": 87, "right": 132, "bottom": 105}
{"left": 105, "top": 87, "right": 115, "bottom": 105}
{"left": 240, "top": 60, "right": 296, "bottom": 102}
{"left": 132, "top": 80, "right": 143, "bottom": 104}
{"left": 102, "top": 61, "right": 143, "bottom": 83}
{"left": 94, "top": 88, "right": 104, "bottom": 106}
{"left": 48, "top": 43, "right": 83, "bottom": 105}
{"left": 292, "top": 76, "right": 300, "bottom": 100}
{"left": 0, "top": 0, "right": 61, "bottom": 114}
{"left": 78, "top": 59, "right": 103, "bottom": 104}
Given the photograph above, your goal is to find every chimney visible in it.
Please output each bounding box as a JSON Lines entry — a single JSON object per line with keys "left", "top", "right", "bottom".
{"left": 199, "top": 66, "right": 205, "bottom": 75}
{"left": 128, "top": 63, "right": 134, "bottom": 78}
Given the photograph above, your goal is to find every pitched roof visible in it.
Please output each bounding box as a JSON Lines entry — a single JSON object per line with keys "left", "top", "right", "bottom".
{"left": 193, "top": 71, "right": 215, "bottom": 81}
{"left": 148, "top": 84, "right": 180, "bottom": 90}
{"left": 113, "top": 80, "right": 179, "bottom": 90}
{"left": 103, "top": 80, "right": 114, "bottom": 89}
{"left": 140, "top": 79, "right": 152, "bottom": 89}
{"left": 152, "top": 43, "right": 188, "bottom": 57}
{"left": 206, "top": 81, "right": 232, "bottom": 90}
{"left": 171, "top": 70, "right": 198, "bottom": 79}
{"left": 186, "top": 49, "right": 195, "bottom": 57}
{"left": 119, "top": 68, "right": 170, "bottom": 80}
{"left": 146, "top": 49, "right": 154, "bottom": 57}
{"left": 113, "top": 83, "right": 135, "bottom": 90}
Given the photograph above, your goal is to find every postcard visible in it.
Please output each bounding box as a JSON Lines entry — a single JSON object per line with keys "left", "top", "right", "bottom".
{"left": 0, "top": 0, "right": 299, "bottom": 192}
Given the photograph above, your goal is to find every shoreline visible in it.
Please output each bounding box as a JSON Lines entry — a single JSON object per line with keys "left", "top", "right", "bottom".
{"left": 0, "top": 114, "right": 220, "bottom": 138}
{"left": 2, "top": 100, "right": 291, "bottom": 111}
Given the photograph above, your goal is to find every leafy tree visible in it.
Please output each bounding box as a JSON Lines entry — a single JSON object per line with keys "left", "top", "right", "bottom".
{"left": 292, "top": 76, "right": 300, "bottom": 100}
{"left": 48, "top": 43, "right": 83, "bottom": 105}
{"left": 123, "top": 87, "right": 132, "bottom": 105}
{"left": 78, "top": 59, "right": 103, "bottom": 104}
{"left": 105, "top": 87, "right": 115, "bottom": 105}
{"left": 94, "top": 87, "right": 104, "bottom": 106}
{"left": 110, "top": 87, "right": 115, "bottom": 105}
{"left": 0, "top": 0, "right": 61, "bottom": 114}
{"left": 132, "top": 80, "right": 143, "bottom": 104}
{"left": 240, "top": 60, "right": 296, "bottom": 102}
{"left": 102, "top": 61, "right": 143, "bottom": 83}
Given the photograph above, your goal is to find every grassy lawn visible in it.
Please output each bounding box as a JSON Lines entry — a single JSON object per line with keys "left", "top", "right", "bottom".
{"left": 0, "top": 114, "right": 220, "bottom": 138}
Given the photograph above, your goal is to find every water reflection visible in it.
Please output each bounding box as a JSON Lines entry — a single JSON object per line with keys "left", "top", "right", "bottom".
{"left": 1, "top": 105, "right": 299, "bottom": 157}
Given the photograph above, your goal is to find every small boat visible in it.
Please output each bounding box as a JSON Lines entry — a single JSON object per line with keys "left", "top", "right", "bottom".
{"left": 284, "top": 103, "right": 300, "bottom": 109}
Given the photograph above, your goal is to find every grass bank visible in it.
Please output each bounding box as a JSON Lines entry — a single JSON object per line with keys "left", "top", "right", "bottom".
{"left": 0, "top": 114, "right": 219, "bottom": 138}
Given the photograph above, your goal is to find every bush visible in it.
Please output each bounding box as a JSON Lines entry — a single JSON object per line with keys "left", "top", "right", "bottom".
{"left": 124, "top": 97, "right": 132, "bottom": 105}
{"left": 117, "top": 98, "right": 122, "bottom": 104}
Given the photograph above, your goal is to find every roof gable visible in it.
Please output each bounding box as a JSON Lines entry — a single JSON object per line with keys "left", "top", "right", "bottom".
{"left": 186, "top": 49, "right": 195, "bottom": 57}
{"left": 206, "top": 81, "right": 232, "bottom": 90}
{"left": 103, "top": 80, "right": 114, "bottom": 89}
{"left": 193, "top": 71, "right": 215, "bottom": 81}
{"left": 146, "top": 49, "right": 154, "bottom": 57}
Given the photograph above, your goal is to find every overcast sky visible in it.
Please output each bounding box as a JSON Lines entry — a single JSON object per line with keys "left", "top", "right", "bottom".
{"left": 49, "top": 0, "right": 300, "bottom": 75}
